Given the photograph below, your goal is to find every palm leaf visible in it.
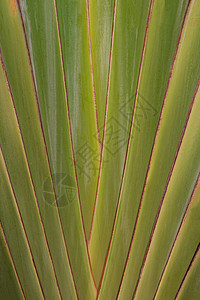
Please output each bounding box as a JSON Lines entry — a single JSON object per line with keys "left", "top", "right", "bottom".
{"left": 0, "top": 0, "right": 200, "bottom": 299}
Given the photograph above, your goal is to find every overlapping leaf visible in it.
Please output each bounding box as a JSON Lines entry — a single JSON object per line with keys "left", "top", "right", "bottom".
{"left": 0, "top": 0, "right": 200, "bottom": 299}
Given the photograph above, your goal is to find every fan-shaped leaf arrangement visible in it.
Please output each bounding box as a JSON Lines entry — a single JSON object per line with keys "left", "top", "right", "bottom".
{"left": 0, "top": 0, "right": 200, "bottom": 299}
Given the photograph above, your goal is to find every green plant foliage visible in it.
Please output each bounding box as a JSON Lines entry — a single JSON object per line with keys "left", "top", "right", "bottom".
{"left": 0, "top": 0, "right": 200, "bottom": 299}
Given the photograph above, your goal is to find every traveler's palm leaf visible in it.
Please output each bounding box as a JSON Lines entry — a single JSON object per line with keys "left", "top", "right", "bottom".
{"left": 0, "top": 0, "right": 200, "bottom": 299}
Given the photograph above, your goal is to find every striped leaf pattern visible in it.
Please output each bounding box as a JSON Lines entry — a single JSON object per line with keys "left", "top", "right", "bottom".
{"left": 0, "top": 0, "right": 200, "bottom": 299}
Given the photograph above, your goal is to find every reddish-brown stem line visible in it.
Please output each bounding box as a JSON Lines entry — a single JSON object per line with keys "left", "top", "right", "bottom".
{"left": 16, "top": 1, "right": 62, "bottom": 214}
{"left": 0, "top": 145, "right": 45, "bottom": 300}
{"left": 153, "top": 172, "right": 200, "bottom": 300}
{"left": 88, "top": 0, "right": 118, "bottom": 246}
{"left": 53, "top": 0, "right": 96, "bottom": 291}
{"left": 96, "top": 0, "right": 154, "bottom": 297}
{"left": 86, "top": 0, "right": 101, "bottom": 148}
{"left": 0, "top": 222, "right": 26, "bottom": 300}
{"left": 114, "top": 1, "right": 192, "bottom": 297}
{"left": 16, "top": 0, "right": 56, "bottom": 197}
{"left": 0, "top": 48, "right": 62, "bottom": 300}
{"left": 175, "top": 242, "right": 200, "bottom": 299}
{"left": 17, "top": 0, "right": 83, "bottom": 297}
{"left": 132, "top": 73, "right": 199, "bottom": 300}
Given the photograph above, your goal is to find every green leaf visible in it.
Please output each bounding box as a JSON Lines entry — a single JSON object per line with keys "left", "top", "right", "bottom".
{"left": 89, "top": 0, "right": 115, "bottom": 138}
{"left": 155, "top": 174, "right": 200, "bottom": 300}
{"left": 96, "top": 0, "right": 189, "bottom": 297}
{"left": 125, "top": 78, "right": 200, "bottom": 299}
{"left": 0, "top": 1, "right": 95, "bottom": 298}
{"left": 1, "top": 0, "right": 200, "bottom": 299}
{"left": 0, "top": 223, "right": 25, "bottom": 300}
{"left": 117, "top": 0, "right": 200, "bottom": 298}
{"left": 54, "top": 0, "right": 101, "bottom": 238}
{"left": 176, "top": 244, "right": 200, "bottom": 300}
{"left": 88, "top": 0, "right": 152, "bottom": 286}
{"left": 0, "top": 147, "right": 44, "bottom": 299}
